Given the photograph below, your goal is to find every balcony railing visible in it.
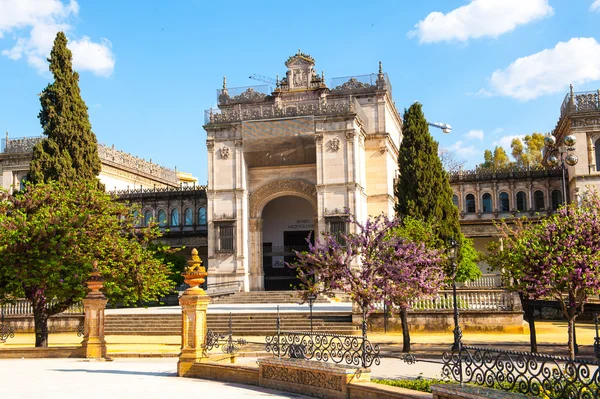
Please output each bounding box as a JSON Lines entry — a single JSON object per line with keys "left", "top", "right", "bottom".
{"left": 560, "top": 89, "right": 600, "bottom": 119}
{"left": 375, "top": 289, "right": 515, "bottom": 312}
{"left": 218, "top": 85, "right": 272, "bottom": 105}
{"left": 449, "top": 165, "right": 562, "bottom": 183}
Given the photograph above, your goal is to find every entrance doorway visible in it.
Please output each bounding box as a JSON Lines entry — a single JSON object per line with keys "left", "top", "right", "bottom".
{"left": 261, "top": 195, "right": 315, "bottom": 291}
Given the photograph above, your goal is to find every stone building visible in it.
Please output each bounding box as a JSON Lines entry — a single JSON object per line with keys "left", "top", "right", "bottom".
{"left": 204, "top": 51, "right": 402, "bottom": 291}
{"left": 0, "top": 134, "right": 180, "bottom": 192}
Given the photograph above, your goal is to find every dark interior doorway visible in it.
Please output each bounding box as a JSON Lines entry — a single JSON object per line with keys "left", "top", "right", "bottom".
{"left": 263, "top": 230, "right": 312, "bottom": 291}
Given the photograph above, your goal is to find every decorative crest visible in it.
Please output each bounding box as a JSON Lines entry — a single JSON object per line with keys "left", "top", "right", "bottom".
{"left": 285, "top": 49, "right": 315, "bottom": 66}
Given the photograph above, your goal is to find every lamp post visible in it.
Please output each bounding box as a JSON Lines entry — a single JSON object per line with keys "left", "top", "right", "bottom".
{"left": 307, "top": 293, "right": 317, "bottom": 333}
{"left": 429, "top": 122, "right": 452, "bottom": 134}
{"left": 544, "top": 134, "right": 578, "bottom": 208}
{"left": 545, "top": 133, "right": 579, "bottom": 355}
{"left": 448, "top": 238, "right": 461, "bottom": 351}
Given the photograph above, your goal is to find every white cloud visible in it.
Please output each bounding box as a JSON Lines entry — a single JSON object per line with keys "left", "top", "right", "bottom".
{"left": 591, "top": 0, "right": 600, "bottom": 11}
{"left": 410, "top": 0, "right": 553, "bottom": 44}
{"left": 488, "top": 37, "right": 600, "bottom": 101}
{"left": 446, "top": 141, "right": 478, "bottom": 159}
{"left": 0, "top": 0, "right": 114, "bottom": 76}
{"left": 465, "top": 129, "right": 484, "bottom": 140}
{"left": 492, "top": 128, "right": 505, "bottom": 134}
{"left": 492, "top": 134, "right": 525, "bottom": 150}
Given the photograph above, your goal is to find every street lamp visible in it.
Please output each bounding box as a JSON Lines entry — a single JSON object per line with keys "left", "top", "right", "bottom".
{"left": 448, "top": 237, "right": 461, "bottom": 352}
{"left": 545, "top": 134, "right": 578, "bottom": 207}
{"left": 429, "top": 122, "right": 452, "bottom": 134}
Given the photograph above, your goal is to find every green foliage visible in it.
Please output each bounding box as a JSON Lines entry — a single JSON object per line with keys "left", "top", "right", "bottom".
{"left": 0, "top": 181, "right": 173, "bottom": 345}
{"left": 395, "top": 103, "right": 466, "bottom": 277}
{"left": 28, "top": 32, "right": 102, "bottom": 187}
{"left": 511, "top": 133, "right": 545, "bottom": 167}
{"left": 148, "top": 244, "right": 187, "bottom": 286}
{"left": 455, "top": 237, "right": 481, "bottom": 283}
{"left": 372, "top": 377, "right": 454, "bottom": 393}
{"left": 479, "top": 146, "right": 510, "bottom": 170}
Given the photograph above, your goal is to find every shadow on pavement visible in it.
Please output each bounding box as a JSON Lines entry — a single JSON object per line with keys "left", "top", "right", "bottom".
{"left": 51, "top": 369, "right": 177, "bottom": 377}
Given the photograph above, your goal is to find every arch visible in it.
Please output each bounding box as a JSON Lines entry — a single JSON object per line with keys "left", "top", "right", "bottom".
{"left": 551, "top": 189, "right": 563, "bottom": 210}
{"left": 184, "top": 208, "right": 193, "bottom": 226}
{"left": 171, "top": 208, "right": 180, "bottom": 226}
{"left": 534, "top": 190, "right": 545, "bottom": 211}
{"left": 595, "top": 138, "right": 600, "bottom": 172}
{"left": 481, "top": 193, "right": 492, "bottom": 213}
{"left": 499, "top": 192, "right": 509, "bottom": 212}
{"left": 249, "top": 179, "right": 318, "bottom": 219}
{"left": 452, "top": 194, "right": 459, "bottom": 208}
{"left": 143, "top": 210, "right": 153, "bottom": 226}
{"left": 198, "top": 207, "right": 207, "bottom": 225}
{"left": 516, "top": 191, "right": 527, "bottom": 212}
{"left": 157, "top": 209, "right": 167, "bottom": 227}
{"left": 465, "top": 194, "right": 475, "bottom": 213}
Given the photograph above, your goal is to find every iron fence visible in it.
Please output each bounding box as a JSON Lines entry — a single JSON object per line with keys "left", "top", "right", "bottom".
{"left": 264, "top": 306, "right": 380, "bottom": 368}
{"left": 204, "top": 312, "right": 247, "bottom": 355}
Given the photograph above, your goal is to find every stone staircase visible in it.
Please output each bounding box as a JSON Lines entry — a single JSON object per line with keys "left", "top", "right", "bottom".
{"left": 104, "top": 312, "right": 359, "bottom": 336}
{"left": 210, "top": 291, "right": 330, "bottom": 304}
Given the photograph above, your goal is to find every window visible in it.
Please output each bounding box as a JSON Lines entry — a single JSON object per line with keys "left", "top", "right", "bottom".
{"left": 499, "top": 192, "right": 509, "bottom": 212}
{"left": 216, "top": 224, "right": 235, "bottom": 252}
{"left": 184, "top": 208, "right": 193, "bottom": 226}
{"left": 19, "top": 175, "right": 27, "bottom": 190}
{"left": 171, "top": 208, "right": 179, "bottom": 226}
{"left": 198, "top": 207, "right": 207, "bottom": 225}
{"left": 328, "top": 219, "right": 347, "bottom": 245}
{"left": 158, "top": 209, "right": 167, "bottom": 227}
{"left": 596, "top": 138, "right": 600, "bottom": 172}
{"left": 534, "top": 190, "right": 545, "bottom": 211}
{"left": 516, "top": 191, "right": 527, "bottom": 212}
{"left": 465, "top": 194, "right": 475, "bottom": 213}
{"left": 452, "top": 194, "right": 459, "bottom": 208}
{"left": 133, "top": 210, "right": 141, "bottom": 227}
{"left": 144, "top": 210, "right": 152, "bottom": 226}
{"left": 482, "top": 193, "right": 492, "bottom": 213}
{"left": 551, "top": 189, "right": 563, "bottom": 210}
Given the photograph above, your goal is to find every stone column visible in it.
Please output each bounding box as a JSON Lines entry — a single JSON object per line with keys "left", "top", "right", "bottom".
{"left": 178, "top": 248, "right": 210, "bottom": 376}
{"left": 80, "top": 261, "right": 108, "bottom": 359}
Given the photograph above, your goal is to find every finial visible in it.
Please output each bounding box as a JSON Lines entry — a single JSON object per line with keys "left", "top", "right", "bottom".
{"left": 192, "top": 248, "right": 198, "bottom": 256}
{"left": 321, "top": 70, "right": 325, "bottom": 80}
{"left": 570, "top": 83, "right": 574, "bottom": 97}
{"left": 297, "top": 48, "right": 301, "bottom": 54}
{"left": 276, "top": 74, "right": 279, "bottom": 87}
{"left": 92, "top": 260, "right": 98, "bottom": 273}
{"left": 223, "top": 76, "right": 227, "bottom": 90}
{"left": 379, "top": 61, "right": 383, "bottom": 74}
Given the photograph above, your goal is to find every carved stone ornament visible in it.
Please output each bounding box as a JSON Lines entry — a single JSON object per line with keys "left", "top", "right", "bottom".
{"left": 572, "top": 118, "right": 600, "bottom": 128}
{"left": 249, "top": 179, "right": 317, "bottom": 219}
{"left": 230, "top": 88, "right": 268, "bottom": 103}
{"left": 329, "top": 137, "right": 340, "bottom": 152}
{"left": 213, "top": 213, "right": 235, "bottom": 221}
{"left": 220, "top": 146, "right": 230, "bottom": 160}
{"left": 314, "top": 133, "right": 323, "bottom": 144}
{"left": 332, "top": 77, "right": 375, "bottom": 92}
{"left": 206, "top": 140, "right": 215, "bottom": 151}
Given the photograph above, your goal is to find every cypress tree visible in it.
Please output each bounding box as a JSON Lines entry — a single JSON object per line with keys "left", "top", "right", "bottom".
{"left": 395, "top": 102, "right": 461, "bottom": 242}
{"left": 28, "top": 32, "right": 102, "bottom": 186}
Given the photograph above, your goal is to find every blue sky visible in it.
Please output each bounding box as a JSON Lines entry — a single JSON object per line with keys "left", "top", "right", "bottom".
{"left": 1, "top": 0, "right": 600, "bottom": 182}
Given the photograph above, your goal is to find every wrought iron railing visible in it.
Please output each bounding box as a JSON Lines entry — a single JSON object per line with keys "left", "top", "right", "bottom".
{"left": 442, "top": 346, "right": 600, "bottom": 398}
{"left": 0, "top": 307, "right": 15, "bottom": 341}
{"left": 560, "top": 90, "right": 600, "bottom": 119}
{"left": 264, "top": 306, "right": 380, "bottom": 368}
{"left": 204, "top": 312, "right": 247, "bottom": 355}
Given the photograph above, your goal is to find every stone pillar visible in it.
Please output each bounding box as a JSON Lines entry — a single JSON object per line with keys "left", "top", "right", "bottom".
{"left": 178, "top": 248, "right": 210, "bottom": 376}
{"left": 80, "top": 261, "right": 108, "bottom": 359}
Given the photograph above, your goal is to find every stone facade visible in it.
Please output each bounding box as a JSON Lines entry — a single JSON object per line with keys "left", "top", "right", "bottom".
{"left": 204, "top": 52, "right": 402, "bottom": 291}
{"left": 0, "top": 135, "right": 180, "bottom": 192}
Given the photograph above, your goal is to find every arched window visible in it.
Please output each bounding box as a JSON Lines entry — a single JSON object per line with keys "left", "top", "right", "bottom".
{"left": 144, "top": 210, "right": 152, "bottom": 226}
{"left": 595, "top": 138, "right": 600, "bottom": 172}
{"left": 452, "top": 194, "right": 459, "bottom": 208}
{"left": 534, "top": 190, "right": 545, "bottom": 211}
{"left": 465, "top": 194, "right": 475, "bottom": 213}
{"left": 158, "top": 209, "right": 167, "bottom": 227}
{"left": 133, "top": 210, "right": 141, "bottom": 227}
{"left": 171, "top": 208, "right": 179, "bottom": 226}
{"left": 482, "top": 193, "right": 492, "bottom": 213}
{"left": 516, "top": 191, "right": 527, "bottom": 212}
{"left": 551, "top": 189, "right": 563, "bottom": 210}
{"left": 499, "top": 192, "right": 509, "bottom": 212}
{"left": 19, "top": 175, "right": 27, "bottom": 190}
{"left": 198, "top": 207, "right": 207, "bottom": 225}
{"left": 184, "top": 208, "right": 193, "bottom": 226}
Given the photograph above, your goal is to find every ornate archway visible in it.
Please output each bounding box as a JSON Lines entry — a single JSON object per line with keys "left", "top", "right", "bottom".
{"left": 247, "top": 180, "right": 317, "bottom": 291}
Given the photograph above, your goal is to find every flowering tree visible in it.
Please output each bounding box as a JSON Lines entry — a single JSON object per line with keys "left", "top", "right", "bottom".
{"left": 0, "top": 181, "right": 173, "bottom": 347}
{"left": 490, "top": 190, "right": 600, "bottom": 359}
{"left": 292, "top": 213, "right": 445, "bottom": 352}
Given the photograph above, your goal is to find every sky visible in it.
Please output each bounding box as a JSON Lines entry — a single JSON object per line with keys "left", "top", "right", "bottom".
{"left": 1, "top": 0, "right": 600, "bottom": 182}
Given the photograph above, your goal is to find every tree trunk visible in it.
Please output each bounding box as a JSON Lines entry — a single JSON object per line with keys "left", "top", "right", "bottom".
{"left": 400, "top": 307, "right": 411, "bottom": 353}
{"left": 519, "top": 293, "right": 537, "bottom": 353}
{"left": 33, "top": 301, "right": 49, "bottom": 348}
{"left": 568, "top": 318, "right": 575, "bottom": 360}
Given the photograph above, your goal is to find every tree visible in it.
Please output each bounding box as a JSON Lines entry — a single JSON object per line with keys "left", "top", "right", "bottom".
{"left": 439, "top": 148, "right": 466, "bottom": 174}
{"left": 479, "top": 146, "right": 511, "bottom": 170}
{"left": 28, "top": 32, "right": 102, "bottom": 186}
{"left": 489, "top": 191, "right": 600, "bottom": 359}
{"left": 0, "top": 181, "right": 173, "bottom": 347}
{"left": 395, "top": 102, "right": 461, "bottom": 248}
{"left": 510, "top": 133, "right": 545, "bottom": 167}
{"left": 292, "top": 214, "right": 445, "bottom": 353}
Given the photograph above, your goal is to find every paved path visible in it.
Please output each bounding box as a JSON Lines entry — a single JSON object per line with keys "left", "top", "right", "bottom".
{"left": 0, "top": 358, "right": 313, "bottom": 399}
